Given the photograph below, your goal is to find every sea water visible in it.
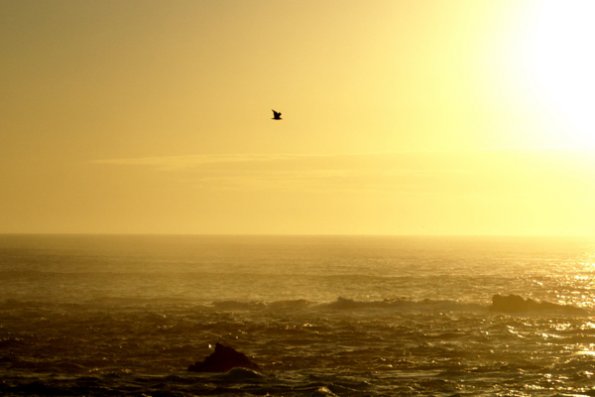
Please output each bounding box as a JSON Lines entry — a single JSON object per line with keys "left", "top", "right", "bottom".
{"left": 0, "top": 235, "right": 593, "bottom": 396}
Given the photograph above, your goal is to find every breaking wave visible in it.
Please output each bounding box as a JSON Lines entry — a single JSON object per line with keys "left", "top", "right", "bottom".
{"left": 211, "top": 296, "right": 591, "bottom": 316}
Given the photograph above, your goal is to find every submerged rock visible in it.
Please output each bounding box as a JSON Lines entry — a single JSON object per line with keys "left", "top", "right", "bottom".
{"left": 490, "top": 294, "right": 584, "bottom": 314}
{"left": 188, "top": 343, "right": 260, "bottom": 372}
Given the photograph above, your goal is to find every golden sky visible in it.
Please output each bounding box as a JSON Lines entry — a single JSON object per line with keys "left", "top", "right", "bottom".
{"left": 1, "top": 0, "right": 594, "bottom": 235}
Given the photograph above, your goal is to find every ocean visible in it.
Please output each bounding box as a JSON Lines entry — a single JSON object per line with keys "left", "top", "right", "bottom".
{"left": 0, "top": 235, "right": 593, "bottom": 396}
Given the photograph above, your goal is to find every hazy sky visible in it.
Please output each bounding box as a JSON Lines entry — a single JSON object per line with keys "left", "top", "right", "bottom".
{"left": 2, "top": 0, "right": 594, "bottom": 235}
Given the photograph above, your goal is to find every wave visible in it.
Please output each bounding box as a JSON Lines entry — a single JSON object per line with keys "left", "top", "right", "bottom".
{"left": 211, "top": 297, "right": 485, "bottom": 313}
{"left": 1, "top": 295, "right": 589, "bottom": 316}
{"left": 212, "top": 299, "right": 312, "bottom": 311}
{"left": 319, "top": 297, "right": 485, "bottom": 312}
{"left": 489, "top": 294, "right": 588, "bottom": 315}
{"left": 210, "top": 296, "right": 591, "bottom": 316}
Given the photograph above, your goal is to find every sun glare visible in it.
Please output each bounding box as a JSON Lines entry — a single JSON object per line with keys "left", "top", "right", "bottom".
{"left": 521, "top": 0, "right": 595, "bottom": 149}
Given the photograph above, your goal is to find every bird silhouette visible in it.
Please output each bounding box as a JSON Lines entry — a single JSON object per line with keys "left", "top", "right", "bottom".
{"left": 272, "top": 110, "right": 282, "bottom": 120}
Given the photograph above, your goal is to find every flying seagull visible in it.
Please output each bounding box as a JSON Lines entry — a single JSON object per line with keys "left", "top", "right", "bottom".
{"left": 272, "top": 109, "right": 282, "bottom": 120}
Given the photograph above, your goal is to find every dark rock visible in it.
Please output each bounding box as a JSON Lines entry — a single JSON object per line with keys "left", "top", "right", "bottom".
{"left": 188, "top": 343, "right": 260, "bottom": 372}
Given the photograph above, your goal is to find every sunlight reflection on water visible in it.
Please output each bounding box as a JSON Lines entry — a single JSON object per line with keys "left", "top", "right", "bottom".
{"left": 0, "top": 235, "right": 594, "bottom": 396}
{"left": 575, "top": 349, "right": 595, "bottom": 357}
